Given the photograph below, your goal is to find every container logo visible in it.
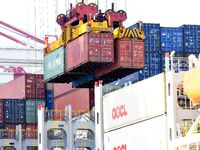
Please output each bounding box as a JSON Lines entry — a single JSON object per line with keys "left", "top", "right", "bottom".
{"left": 47, "top": 54, "right": 62, "bottom": 70}
{"left": 113, "top": 144, "right": 127, "bottom": 150}
{"left": 112, "top": 104, "right": 128, "bottom": 120}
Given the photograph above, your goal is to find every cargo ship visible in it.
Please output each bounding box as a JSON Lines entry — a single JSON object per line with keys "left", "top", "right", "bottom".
{"left": 1, "top": 1, "right": 200, "bottom": 150}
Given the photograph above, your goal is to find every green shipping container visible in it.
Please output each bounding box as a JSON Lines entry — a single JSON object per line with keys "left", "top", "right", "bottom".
{"left": 44, "top": 46, "right": 65, "bottom": 81}
{"left": 26, "top": 99, "right": 45, "bottom": 123}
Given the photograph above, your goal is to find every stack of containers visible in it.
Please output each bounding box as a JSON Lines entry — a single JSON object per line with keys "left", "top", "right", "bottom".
{"left": 0, "top": 74, "right": 45, "bottom": 139}
{"left": 130, "top": 23, "right": 162, "bottom": 80}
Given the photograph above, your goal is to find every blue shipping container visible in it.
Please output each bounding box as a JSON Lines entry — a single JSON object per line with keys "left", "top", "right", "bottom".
{"left": 182, "top": 25, "right": 196, "bottom": 53}
{"left": 138, "top": 52, "right": 162, "bottom": 80}
{"left": 161, "top": 27, "right": 183, "bottom": 52}
{"left": 129, "top": 23, "right": 161, "bottom": 52}
{"left": 4, "top": 99, "right": 26, "bottom": 124}
{"left": 46, "top": 90, "right": 54, "bottom": 110}
{"left": 195, "top": 25, "right": 200, "bottom": 53}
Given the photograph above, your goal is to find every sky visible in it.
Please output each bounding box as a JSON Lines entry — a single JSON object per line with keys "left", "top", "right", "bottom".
{"left": 0, "top": 0, "right": 200, "bottom": 48}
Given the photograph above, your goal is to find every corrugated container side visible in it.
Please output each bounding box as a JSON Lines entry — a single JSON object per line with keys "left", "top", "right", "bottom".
{"left": 26, "top": 99, "right": 45, "bottom": 123}
{"left": 53, "top": 83, "right": 73, "bottom": 97}
{"left": 183, "top": 25, "right": 196, "bottom": 53}
{"left": 103, "top": 73, "right": 166, "bottom": 132}
{"left": 104, "top": 115, "right": 167, "bottom": 150}
{"left": 96, "top": 39, "right": 144, "bottom": 78}
{"left": 138, "top": 52, "right": 162, "bottom": 80}
{"left": 0, "top": 100, "right": 3, "bottom": 124}
{"left": 54, "top": 88, "right": 94, "bottom": 119}
{"left": 35, "top": 74, "right": 45, "bottom": 98}
{"left": 131, "top": 23, "right": 160, "bottom": 52}
{"left": 46, "top": 90, "right": 54, "bottom": 110}
{"left": 132, "top": 40, "right": 145, "bottom": 68}
{"left": 4, "top": 99, "right": 26, "bottom": 124}
{"left": 4, "top": 124, "right": 16, "bottom": 139}
{"left": 4, "top": 100, "right": 15, "bottom": 124}
{"left": 161, "top": 27, "right": 172, "bottom": 51}
{"left": 195, "top": 25, "right": 200, "bottom": 53}
{"left": 26, "top": 100, "right": 36, "bottom": 123}
{"left": 4, "top": 124, "right": 26, "bottom": 139}
{"left": 44, "top": 46, "right": 65, "bottom": 81}
{"left": 172, "top": 28, "right": 183, "bottom": 52}
{"left": 25, "top": 124, "right": 37, "bottom": 139}
{"left": 15, "top": 99, "right": 26, "bottom": 124}
{"left": 25, "top": 74, "right": 36, "bottom": 99}
{"left": 0, "top": 74, "right": 35, "bottom": 99}
{"left": 66, "top": 32, "right": 114, "bottom": 72}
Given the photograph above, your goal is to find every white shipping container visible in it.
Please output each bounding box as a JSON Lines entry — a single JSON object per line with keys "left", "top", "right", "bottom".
{"left": 103, "top": 73, "right": 166, "bottom": 132}
{"left": 104, "top": 115, "right": 168, "bottom": 150}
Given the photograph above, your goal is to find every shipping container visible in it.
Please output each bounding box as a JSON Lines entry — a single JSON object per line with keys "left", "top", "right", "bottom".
{"left": 4, "top": 100, "right": 15, "bottom": 124}
{"left": 44, "top": 46, "right": 65, "bottom": 82}
{"left": 4, "top": 124, "right": 16, "bottom": 139}
{"left": 35, "top": 74, "right": 45, "bottom": 99}
{"left": 0, "top": 74, "right": 44, "bottom": 99}
{"left": 103, "top": 73, "right": 165, "bottom": 132}
{"left": 15, "top": 99, "right": 26, "bottom": 124}
{"left": 44, "top": 46, "right": 85, "bottom": 83}
{"left": 54, "top": 88, "right": 94, "bottom": 119}
{"left": 182, "top": 25, "right": 196, "bottom": 53}
{"left": 130, "top": 23, "right": 161, "bottom": 52}
{"left": 26, "top": 99, "right": 45, "bottom": 123}
{"left": 3, "top": 99, "right": 26, "bottom": 124}
{"left": 25, "top": 124, "right": 37, "bottom": 139}
{"left": 4, "top": 124, "right": 26, "bottom": 139}
{"left": 0, "top": 100, "right": 3, "bottom": 124}
{"left": 138, "top": 52, "right": 162, "bottom": 80}
{"left": 66, "top": 32, "right": 114, "bottom": 73}
{"left": 46, "top": 90, "right": 54, "bottom": 110}
{"left": 195, "top": 25, "right": 200, "bottom": 53}
{"left": 72, "top": 39, "right": 144, "bottom": 88}
{"left": 96, "top": 39, "right": 144, "bottom": 78}
{"left": 53, "top": 83, "right": 73, "bottom": 98}
{"left": 161, "top": 27, "right": 183, "bottom": 52}
{"left": 0, "top": 74, "right": 35, "bottom": 99}
{"left": 104, "top": 115, "right": 167, "bottom": 150}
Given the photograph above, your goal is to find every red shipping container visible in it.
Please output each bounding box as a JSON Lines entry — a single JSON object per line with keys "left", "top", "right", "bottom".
{"left": 66, "top": 32, "right": 114, "bottom": 72}
{"left": 132, "top": 40, "right": 145, "bottom": 68}
{"left": 4, "top": 124, "right": 25, "bottom": 139}
{"left": 35, "top": 74, "right": 45, "bottom": 99}
{"left": 53, "top": 83, "right": 73, "bottom": 98}
{"left": 0, "top": 74, "right": 35, "bottom": 99}
{"left": 25, "top": 124, "right": 37, "bottom": 139}
{"left": 0, "top": 100, "right": 3, "bottom": 124}
{"left": 96, "top": 39, "right": 144, "bottom": 78}
{"left": 54, "top": 88, "right": 94, "bottom": 120}
{"left": 0, "top": 74, "right": 45, "bottom": 99}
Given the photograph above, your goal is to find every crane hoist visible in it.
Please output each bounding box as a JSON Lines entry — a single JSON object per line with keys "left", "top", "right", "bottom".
{"left": 44, "top": 1, "right": 145, "bottom": 54}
